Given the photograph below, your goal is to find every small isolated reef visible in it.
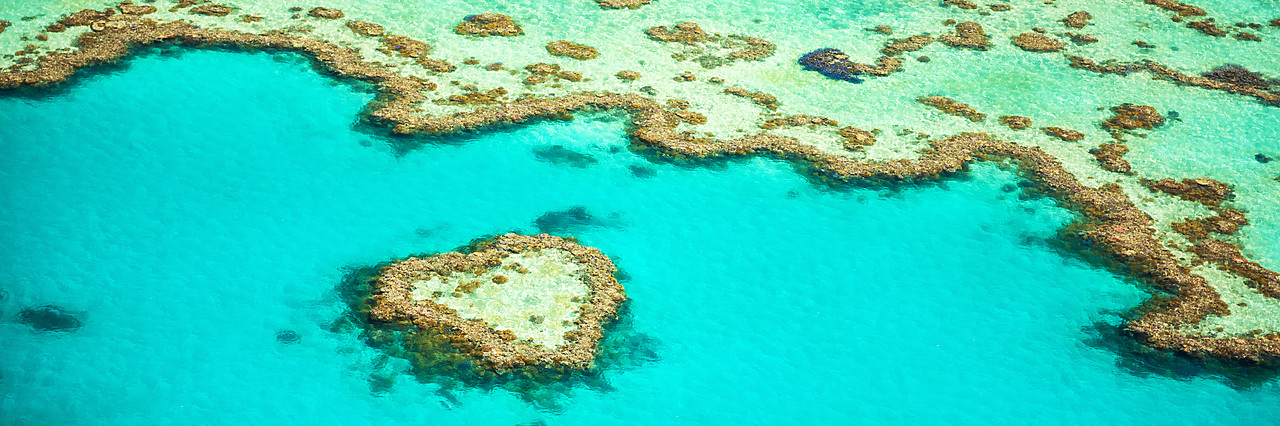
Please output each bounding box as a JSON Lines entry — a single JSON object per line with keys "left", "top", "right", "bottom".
{"left": 2, "top": 1, "right": 1280, "bottom": 375}
{"left": 369, "top": 234, "right": 626, "bottom": 372}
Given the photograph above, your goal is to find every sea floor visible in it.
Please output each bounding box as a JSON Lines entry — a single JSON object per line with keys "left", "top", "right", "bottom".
{"left": 1, "top": 48, "right": 1278, "bottom": 425}
{"left": 2, "top": 0, "right": 1280, "bottom": 424}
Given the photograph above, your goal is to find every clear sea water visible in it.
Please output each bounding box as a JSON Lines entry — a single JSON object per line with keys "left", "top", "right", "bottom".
{"left": 2, "top": 48, "right": 1280, "bottom": 425}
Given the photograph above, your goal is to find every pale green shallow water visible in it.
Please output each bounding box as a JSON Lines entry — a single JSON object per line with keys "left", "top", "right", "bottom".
{"left": 1, "top": 0, "right": 1280, "bottom": 424}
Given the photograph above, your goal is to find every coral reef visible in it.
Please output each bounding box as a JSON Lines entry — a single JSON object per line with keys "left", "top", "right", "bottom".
{"left": 455, "top": 13, "right": 522, "bottom": 37}
{"left": 1144, "top": 0, "right": 1207, "bottom": 16}
{"left": 1141, "top": 177, "right": 1233, "bottom": 206}
{"left": 595, "top": 0, "right": 652, "bottom": 9}
{"left": 1043, "top": 127, "right": 1086, "bottom": 141}
{"left": 615, "top": 70, "right": 641, "bottom": 81}
{"left": 999, "top": 115, "right": 1032, "bottom": 130}
{"left": 1090, "top": 143, "right": 1132, "bottom": 174}
{"left": 1063, "top": 11, "right": 1092, "bottom": 28}
{"left": 307, "top": 7, "right": 344, "bottom": 20}
{"left": 940, "top": 21, "right": 991, "bottom": 50}
{"left": 1012, "top": 33, "right": 1064, "bottom": 52}
{"left": 724, "top": 87, "right": 780, "bottom": 110}
{"left": 917, "top": 96, "right": 985, "bottom": 122}
{"left": 369, "top": 234, "right": 626, "bottom": 371}
{"left": 546, "top": 40, "right": 599, "bottom": 60}
{"left": 647, "top": 23, "right": 775, "bottom": 68}
{"left": 345, "top": 20, "right": 384, "bottom": 37}
{"left": 3, "top": 2, "right": 1280, "bottom": 366}
{"left": 1202, "top": 64, "right": 1278, "bottom": 89}
{"left": 190, "top": 5, "right": 232, "bottom": 17}
{"left": 838, "top": 127, "right": 877, "bottom": 151}
{"left": 378, "top": 35, "right": 431, "bottom": 58}
{"left": 19, "top": 305, "right": 84, "bottom": 331}
{"left": 1101, "top": 104, "right": 1165, "bottom": 130}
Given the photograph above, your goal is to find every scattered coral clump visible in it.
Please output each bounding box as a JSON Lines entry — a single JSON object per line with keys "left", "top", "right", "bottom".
{"left": 378, "top": 35, "right": 431, "bottom": 58}
{"left": 345, "top": 20, "right": 384, "bottom": 37}
{"left": 1145, "top": 0, "right": 1207, "bottom": 16}
{"left": 1043, "top": 127, "right": 1085, "bottom": 141}
{"left": 799, "top": 48, "right": 865, "bottom": 83}
{"left": 1063, "top": 11, "right": 1092, "bottom": 28}
{"left": 940, "top": 22, "right": 991, "bottom": 50}
{"left": 1187, "top": 20, "right": 1227, "bottom": 36}
{"left": 615, "top": 70, "right": 641, "bottom": 81}
{"left": 595, "top": 0, "right": 651, "bottom": 9}
{"left": 1102, "top": 104, "right": 1165, "bottom": 130}
{"left": 724, "top": 87, "right": 780, "bottom": 110}
{"left": 645, "top": 22, "right": 708, "bottom": 44}
{"left": 1012, "top": 33, "right": 1065, "bottom": 52}
{"left": 455, "top": 13, "right": 523, "bottom": 37}
{"left": 1202, "top": 64, "right": 1278, "bottom": 89}
{"left": 1090, "top": 143, "right": 1132, "bottom": 173}
{"left": 1141, "top": 177, "right": 1234, "bottom": 206}
{"left": 838, "top": 127, "right": 877, "bottom": 151}
{"left": 881, "top": 35, "right": 934, "bottom": 56}
{"left": 917, "top": 96, "right": 985, "bottom": 122}
{"left": 546, "top": 40, "right": 599, "bottom": 60}
{"left": 190, "top": 5, "right": 232, "bottom": 17}
{"left": 999, "top": 115, "right": 1033, "bottom": 130}
{"left": 307, "top": 7, "right": 344, "bottom": 20}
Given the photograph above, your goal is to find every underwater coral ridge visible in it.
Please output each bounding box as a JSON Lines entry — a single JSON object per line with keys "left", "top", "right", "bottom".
{"left": 4, "top": 3, "right": 1280, "bottom": 364}
{"left": 371, "top": 234, "right": 625, "bottom": 371}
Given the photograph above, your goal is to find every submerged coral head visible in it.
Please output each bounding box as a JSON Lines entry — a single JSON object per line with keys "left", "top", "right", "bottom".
{"left": 798, "top": 48, "right": 865, "bottom": 83}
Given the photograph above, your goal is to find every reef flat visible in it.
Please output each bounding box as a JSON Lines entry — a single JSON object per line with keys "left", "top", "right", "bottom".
{"left": 1, "top": 0, "right": 1279, "bottom": 366}
{"left": 371, "top": 234, "right": 625, "bottom": 371}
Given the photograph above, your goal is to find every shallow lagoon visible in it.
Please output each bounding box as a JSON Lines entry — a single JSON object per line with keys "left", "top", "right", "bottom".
{"left": 1, "top": 49, "right": 1279, "bottom": 425}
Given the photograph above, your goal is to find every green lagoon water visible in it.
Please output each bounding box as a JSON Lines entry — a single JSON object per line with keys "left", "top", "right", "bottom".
{"left": 2, "top": 0, "right": 1280, "bottom": 424}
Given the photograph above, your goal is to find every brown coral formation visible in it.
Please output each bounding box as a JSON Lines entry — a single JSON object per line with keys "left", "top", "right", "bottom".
{"left": 1090, "top": 143, "right": 1132, "bottom": 173}
{"left": 307, "top": 7, "right": 344, "bottom": 20}
{"left": 437, "top": 87, "right": 509, "bottom": 105}
{"left": 546, "top": 40, "right": 599, "bottom": 60}
{"left": 724, "top": 87, "right": 780, "bottom": 110}
{"left": 1172, "top": 209, "right": 1247, "bottom": 240}
{"left": 615, "top": 70, "right": 641, "bottom": 81}
{"left": 1187, "top": 20, "right": 1227, "bottom": 36}
{"left": 940, "top": 22, "right": 991, "bottom": 50}
{"left": 0, "top": 20, "right": 9, "bottom": 35}
{"left": 881, "top": 35, "right": 934, "bottom": 56}
{"left": 943, "top": 0, "right": 978, "bottom": 9}
{"left": 377, "top": 35, "right": 431, "bottom": 58}
{"left": 999, "top": 115, "right": 1032, "bottom": 130}
{"left": 595, "top": 0, "right": 651, "bottom": 9}
{"left": 4, "top": 6, "right": 1280, "bottom": 364}
{"left": 1012, "top": 33, "right": 1065, "bottom": 52}
{"left": 455, "top": 13, "right": 522, "bottom": 37}
{"left": 1063, "top": 11, "right": 1092, "bottom": 28}
{"left": 1102, "top": 104, "right": 1165, "bottom": 130}
{"left": 989, "top": 4, "right": 1012, "bottom": 11}
{"left": 838, "top": 127, "right": 877, "bottom": 151}
{"left": 190, "top": 5, "right": 232, "bottom": 17}
{"left": 1068, "top": 57, "right": 1280, "bottom": 105}
{"left": 760, "top": 114, "right": 838, "bottom": 130}
{"left": 1191, "top": 239, "right": 1280, "bottom": 298}
{"left": 345, "top": 21, "right": 384, "bottom": 37}
{"left": 645, "top": 22, "right": 708, "bottom": 44}
{"left": 917, "top": 96, "right": 985, "bottom": 122}
{"left": 1141, "top": 177, "right": 1234, "bottom": 206}
{"left": 370, "top": 234, "right": 626, "bottom": 371}
{"left": 1042, "top": 127, "right": 1085, "bottom": 141}
{"left": 646, "top": 23, "right": 774, "bottom": 68}
{"left": 118, "top": 2, "right": 157, "bottom": 16}
{"left": 1144, "top": 0, "right": 1207, "bottom": 16}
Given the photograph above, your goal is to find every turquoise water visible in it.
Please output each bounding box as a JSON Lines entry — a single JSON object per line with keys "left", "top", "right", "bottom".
{"left": 2, "top": 49, "right": 1279, "bottom": 424}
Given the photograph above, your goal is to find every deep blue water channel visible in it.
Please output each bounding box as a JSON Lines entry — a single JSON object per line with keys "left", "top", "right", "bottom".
{"left": 1, "top": 49, "right": 1278, "bottom": 425}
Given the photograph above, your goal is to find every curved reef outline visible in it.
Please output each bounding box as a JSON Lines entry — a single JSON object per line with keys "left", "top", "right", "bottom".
{"left": 370, "top": 234, "right": 627, "bottom": 371}
{"left": 2, "top": 5, "right": 1279, "bottom": 365}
